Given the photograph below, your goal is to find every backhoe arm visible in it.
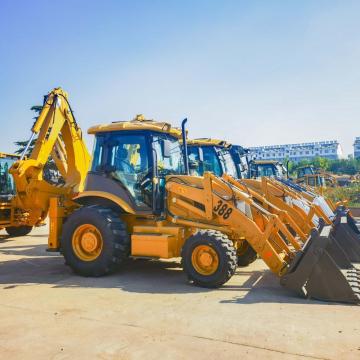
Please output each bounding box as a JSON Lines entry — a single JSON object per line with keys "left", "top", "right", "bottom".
{"left": 9, "top": 88, "right": 91, "bottom": 226}
{"left": 166, "top": 172, "right": 302, "bottom": 275}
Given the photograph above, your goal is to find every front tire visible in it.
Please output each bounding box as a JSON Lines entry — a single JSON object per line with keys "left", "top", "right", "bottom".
{"left": 5, "top": 226, "right": 33, "bottom": 237}
{"left": 61, "top": 206, "right": 130, "bottom": 277}
{"left": 181, "top": 229, "right": 237, "bottom": 288}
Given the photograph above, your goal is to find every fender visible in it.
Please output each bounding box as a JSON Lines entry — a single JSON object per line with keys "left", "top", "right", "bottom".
{"left": 74, "top": 191, "right": 136, "bottom": 214}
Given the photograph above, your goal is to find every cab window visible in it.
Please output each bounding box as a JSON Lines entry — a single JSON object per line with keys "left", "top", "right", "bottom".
{"left": 152, "top": 135, "right": 183, "bottom": 176}
{"left": 92, "top": 134, "right": 151, "bottom": 206}
{"left": 219, "top": 150, "right": 238, "bottom": 178}
{"left": 0, "top": 158, "right": 16, "bottom": 198}
{"left": 202, "top": 147, "right": 222, "bottom": 176}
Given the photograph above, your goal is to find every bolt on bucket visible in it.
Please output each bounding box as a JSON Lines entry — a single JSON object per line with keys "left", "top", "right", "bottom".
{"left": 280, "top": 225, "right": 360, "bottom": 304}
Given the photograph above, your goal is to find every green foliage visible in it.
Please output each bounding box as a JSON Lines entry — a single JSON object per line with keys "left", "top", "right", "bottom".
{"left": 14, "top": 105, "right": 42, "bottom": 156}
{"left": 324, "top": 184, "right": 360, "bottom": 207}
{"left": 287, "top": 157, "right": 360, "bottom": 176}
{"left": 14, "top": 104, "right": 64, "bottom": 185}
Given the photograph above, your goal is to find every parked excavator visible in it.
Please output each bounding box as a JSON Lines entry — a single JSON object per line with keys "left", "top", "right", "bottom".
{"left": 0, "top": 88, "right": 91, "bottom": 237}
{"left": 4, "top": 88, "right": 359, "bottom": 303}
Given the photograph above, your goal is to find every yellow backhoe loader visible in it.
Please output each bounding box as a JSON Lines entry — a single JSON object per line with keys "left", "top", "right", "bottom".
{"left": 1, "top": 88, "right": 91, "bottom": 237}
{"left": 44, "top": 114, "right": 360, "bottom": 303}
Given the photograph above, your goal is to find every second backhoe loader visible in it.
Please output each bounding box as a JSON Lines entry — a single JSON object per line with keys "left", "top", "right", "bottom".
{"left": 46, "top": 116, "right": 360, "bottom": 304}
{"left": 1, "top": 88, "right": 91, "bottom": 237}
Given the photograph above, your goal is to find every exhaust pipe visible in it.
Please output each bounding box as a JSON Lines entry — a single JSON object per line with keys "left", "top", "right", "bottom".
{"left": 181, "top": 118, "right": 189, "bottom": 175}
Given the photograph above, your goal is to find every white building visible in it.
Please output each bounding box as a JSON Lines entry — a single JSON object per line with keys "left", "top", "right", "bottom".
{"left": 249, "top": 140, "right": 342, "bottom": 163}
{"left": 354, "top": 137, "right": 360, "bottom": 159}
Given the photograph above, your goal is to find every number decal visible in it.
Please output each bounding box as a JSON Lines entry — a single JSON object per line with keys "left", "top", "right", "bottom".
{"left": 223, "top": 208, "right": 233, "bottom": 219}
{"left": 213, "top": 200, "right": 233, "bottom": 220}
{"left": 213, "top": 200, "right": 223, "bottom": 212}
{"left": 218, "top": 204, "right": 227, "bottom": 215}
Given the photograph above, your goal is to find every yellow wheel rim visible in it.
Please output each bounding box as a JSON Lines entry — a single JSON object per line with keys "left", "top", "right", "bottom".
{"left": 72, "top": 224, "right": 103, "bottom": 261}
{"left": 191, "top": 245, "right": 219, "bottom": 276}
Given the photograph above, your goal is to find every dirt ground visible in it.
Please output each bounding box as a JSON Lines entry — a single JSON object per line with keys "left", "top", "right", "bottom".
{"left": 0, "top": 225, "right": 359, "bottom": 360}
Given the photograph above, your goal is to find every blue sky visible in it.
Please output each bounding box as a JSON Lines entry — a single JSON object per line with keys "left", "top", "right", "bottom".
{"left": 1, "top": 0, "right": 359, "bottom": 156}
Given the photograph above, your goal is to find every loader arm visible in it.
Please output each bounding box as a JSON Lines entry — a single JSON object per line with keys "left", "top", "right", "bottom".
{"left": 166, "top": 172, "right": 302, "bottom": 275}
{"left": 9, "top": 88, "right": 91, "bottom": 226}
{"left": 166, "top": 172, "right": 360, "bottom": 303}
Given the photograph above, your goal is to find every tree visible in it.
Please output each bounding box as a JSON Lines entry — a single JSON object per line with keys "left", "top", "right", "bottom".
{"left": 14, "top": 105, "right": 42, "bottom": 156}
{"left": 14, "top": 105, "right": 64, "bottom": 185}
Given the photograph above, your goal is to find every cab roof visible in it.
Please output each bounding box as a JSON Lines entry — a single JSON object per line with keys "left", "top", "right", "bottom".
{"left": 251, "top": 160, "right": 282, "bottom": 165}
{"left": 0, "top": 152, "right": 20, "bottom": 159}
{"left": 88, "top": 114, "right": 183, "bottom": 138}
{"left": 186, "top": 138, "right": 232, "bottom": 148}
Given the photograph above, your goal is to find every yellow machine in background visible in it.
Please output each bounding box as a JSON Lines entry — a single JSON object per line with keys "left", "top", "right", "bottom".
{"left": 0, "top": 88, "right": 91, "bottom": 237}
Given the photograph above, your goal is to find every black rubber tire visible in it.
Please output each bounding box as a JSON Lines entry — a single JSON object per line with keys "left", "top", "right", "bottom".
{"left": 237, "top": 241, "right": 257, "bottom": 267}
{"left": 5, "top": 226, "right": 33, "bottom": 237}
{"left": 61, "top": 206, "right": 130, "bottom": 277}
{"left": 181, "top": 229, "right": 237, "bottom": 288}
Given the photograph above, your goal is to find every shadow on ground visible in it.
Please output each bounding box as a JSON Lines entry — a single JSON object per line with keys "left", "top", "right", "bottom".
{"left": 0, "top": 239, "right": 352, "bottom": 306}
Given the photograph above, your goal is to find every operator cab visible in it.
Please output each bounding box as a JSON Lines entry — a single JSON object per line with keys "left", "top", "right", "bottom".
{"left": 249, "top": 160, "right": 287, "bottom": 179}
{"left": 0, "top": 153, "right": 18, "bottom": 202}
{"left": 297, "top": 166, "right": 315, "bottom": 179}
{"left": 86, "top": 115, "right": 184, "bottom": 215}
{"left": 187, "top": 139, "right": 238, "bottom": 178}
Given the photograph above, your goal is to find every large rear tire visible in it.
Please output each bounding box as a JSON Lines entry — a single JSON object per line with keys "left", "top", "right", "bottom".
{"left": 181, "top": 229, "right": 237, "bottom": 288}
{"left": 61, "top": 206, "right": 130, "bottom": 277}
{"left": 237, "top": 240, "right": 257, "bottom": 267}
{"left": 5, "top": 226, "right": 33, "bottom": 237}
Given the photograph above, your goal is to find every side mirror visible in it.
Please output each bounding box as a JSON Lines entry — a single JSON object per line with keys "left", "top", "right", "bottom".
{"left": 161, "top": 139, "right": 172, "bottom": 158}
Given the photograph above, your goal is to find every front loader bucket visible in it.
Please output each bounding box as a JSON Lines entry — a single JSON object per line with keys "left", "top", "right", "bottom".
{"left": 330, "top": 213, "right": 360, "bottom": 263}
{"left": 280, "top": 226, "right": 360, "bottom": 304}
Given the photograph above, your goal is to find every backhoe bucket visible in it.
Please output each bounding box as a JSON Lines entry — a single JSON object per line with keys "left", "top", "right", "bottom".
{"left": 280, "top": 226, "right": 360, "bottom": 304}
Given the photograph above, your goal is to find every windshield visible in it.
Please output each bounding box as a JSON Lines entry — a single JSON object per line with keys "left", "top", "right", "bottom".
{"left": 0, "top": 158, "right": 16, "bottom": 197}
{"left": 307, "top": 175, "right": 326, "bottom": 187}
{"left": 219, "top": 149, "right": 238, "bottom": 178}
{"left": 298, "top": 167, "right": 314, "bottom": 178}
{"left": 275, "top": 164, "right": 286, "bottom": 178}
{"left": 187, "top": 146, "right": 222, "bottom": 176}
{"left": 153, "top": 135, "right": 183, "bottom": 176}
{"left": 254, "top": 164, "right": 277, "bottom": 177}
